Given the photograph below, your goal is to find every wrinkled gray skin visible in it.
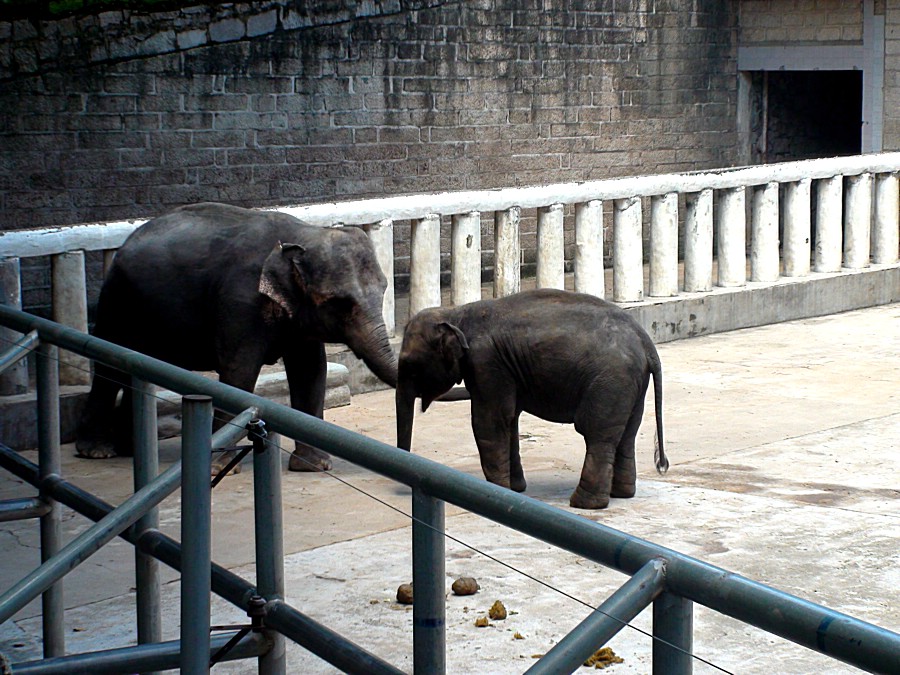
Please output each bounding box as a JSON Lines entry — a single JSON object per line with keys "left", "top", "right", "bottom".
{"left": 396, "top": 289, "right": 668, "bottom": 509}
{"left": 76, "top": 202, "right": 397, "bottom": 472}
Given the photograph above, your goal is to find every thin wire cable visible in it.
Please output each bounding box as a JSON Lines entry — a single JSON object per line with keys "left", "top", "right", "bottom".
{"left": 0, "top": 333, "right": 733, "bottom": 671}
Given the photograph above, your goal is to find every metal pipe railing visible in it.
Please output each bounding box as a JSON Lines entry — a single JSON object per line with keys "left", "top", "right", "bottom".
{"left": 9, "top": 630, "right": 270, "bottom": 675}
{"left": 412, "top": 488, "right": 446, "bottom": 674}
{"left": 0, "top": 328, "right": 38, "bottom": 374}
{"left": 652, "top": 591, "right": 694, "bottom": 674}
{"left": 2, "top": 304, "right": 900, "bottom": 674}
{"left": 0, "top": 442, "right": 403, "bottom": 675}
{"left": 131, "top": 375, "right": 162, "bottom": 671}
{"left": 35, "top": 341, "right": 63, "bottom": 658}
{"left": 0, "top": 497, "right": 50, "bottom": 522}
{"left": 250, "top": 419, "right": 287, "bottom": 675}
{"left": 0, "top": 459, "right": 184, "bottom": 625}
{"left": 180, "top": 395, "right": 214, "bottom": 675}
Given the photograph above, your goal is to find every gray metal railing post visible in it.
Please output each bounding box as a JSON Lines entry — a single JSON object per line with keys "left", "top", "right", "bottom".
{"left": 181, "top": 395, "right": 213, "bottom": 675}
{"left": 251, "top": 420, "right": 286, "bottom": 675}
{"left": 653, "top": 591, "right": 693, "bottom": 675}
{"left": 412, "top": 488, "right": 445, "bottom": 674}
{"left": 36, "top": 342, "right": 65, "bottom": 657}
{"left": 132, "top": 376, "right": 162, "bottom": 673}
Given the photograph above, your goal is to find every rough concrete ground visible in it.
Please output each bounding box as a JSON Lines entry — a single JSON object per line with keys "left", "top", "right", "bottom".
{"left": 0, "top": 303, "right": 898, "bottom": 674}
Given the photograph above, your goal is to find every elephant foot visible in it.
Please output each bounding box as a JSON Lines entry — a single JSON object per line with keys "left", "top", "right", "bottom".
{"left": 211, "top": 449, "right": 243, "bottom": 478}
{"left": 569, "top": 486, "right": 610, "bottom": 510}
{"left": 288, "top": 446, "right": 332, "bottom": 472}
{"left": 75, "top": 439, "right": 118, "bottom": 460}
{"left": 510, "top": 476, "right": 527, "bottom": 493}
{"left": 610, "top": 481, "right": 636, "bottom": 499}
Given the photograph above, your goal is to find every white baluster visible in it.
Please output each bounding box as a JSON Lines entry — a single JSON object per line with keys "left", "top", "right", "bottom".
{"left": 783, "top": 179, "right": 811, "bottom": 278}
{"left": 873, "top": 172, "right": 899, "bottom": 264}
{"left": 363, "top": 219, "right": 395, "bottom": 337}
{"left": 493, "top": 207, "right": 521, "bottom": 298}
{"left": 613, "top": 196, "right": 643, "bottom": 302}
{"left": 716, "top": 187, "right": 746, "bottom": 287}
{"left": 0, "top": 257, "right": 28, "bottom": 395}
{"left": 51, "top": 250, "right": 91, "bottom": 385}
{"left": 536, "top": 204, "right": 565, "bottom": 290}
{"left": 451, "top": 211, "right": 482, "bottom": 306}
{"left": 649, "top": 193, "right": 678, "bottom": 297}
{"left": 683, "top": 189, "right": 713, "bottom": 292}
{"left": 574, "top": 200, "right": 604, "bottom": 298}
{"left": 814, "top": 176, "right": 843, "bottom": 273}
{"left": 843, "top": 173, "right": 872, "bottom": 269}
{"left": 750, "top": 182, "right": 780, "bottom": 282}
{"left": 409, "top": 214, "right": 442, "bottom": 317}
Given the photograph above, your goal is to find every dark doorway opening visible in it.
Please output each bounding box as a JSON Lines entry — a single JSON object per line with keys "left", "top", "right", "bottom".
{"left": 749, "top": 70, "right": 863, "bottom": 164}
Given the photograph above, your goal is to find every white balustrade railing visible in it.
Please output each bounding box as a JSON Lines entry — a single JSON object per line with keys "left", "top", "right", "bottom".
{"left": 2, "top": 153, "right": 899, "bottom": 390}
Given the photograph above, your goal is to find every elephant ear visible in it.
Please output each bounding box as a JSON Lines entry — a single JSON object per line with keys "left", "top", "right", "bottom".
{"left": 259, "top": 241, "right": 307, "bottom": 319}
{"left": 437, "top": 321, "right": 469, "bottom": 383}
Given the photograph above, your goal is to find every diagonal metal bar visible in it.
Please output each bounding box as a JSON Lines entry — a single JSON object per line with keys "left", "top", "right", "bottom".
{"left": 10, "top": 630, "right": 269, "bottom": 675}
{"left": 0, "top": 442, "right": 405, "bottom": 675}
{"left": 0, "top": 328, "right": 38, "bottom": 374}
{"left": 526, "top": 559, "right": 667, "bottom": 675}
{"left": 0, "top": 459, "right": 183, "bottom": 625}
{"left": 211, "top": 406, "right": 259, "bottom": 450}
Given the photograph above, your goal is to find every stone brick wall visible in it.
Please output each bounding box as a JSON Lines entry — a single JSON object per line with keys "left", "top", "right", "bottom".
{"left": 1, "top": 0, "right": 739, "bottom": 305}
{"left": 739, "top": 0, "right": 863, "bottom": 43}
{"left": 885, "top": 1, "right": 900, "bottom": 151}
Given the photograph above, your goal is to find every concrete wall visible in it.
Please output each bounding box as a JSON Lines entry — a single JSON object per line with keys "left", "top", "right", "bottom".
{"left": 737, "top": 0, "right": 899, "bottom": 155}
{"left": 0, "top": 0, "right": 739, "bottom": 302}
{"left": 886, "top": 1, "right": 900, "bottom": 149}
{"left": 739, "top": 0, "right": 863, "bottom": 43}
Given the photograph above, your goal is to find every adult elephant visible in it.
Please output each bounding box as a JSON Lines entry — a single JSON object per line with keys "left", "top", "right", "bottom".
{"left": 76, "top": 202, "right": 397, "bottom": 472}
{"left": 396, "top": 289, "right": 668, "bottom": 509}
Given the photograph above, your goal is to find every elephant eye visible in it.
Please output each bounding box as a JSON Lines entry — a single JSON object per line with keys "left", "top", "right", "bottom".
{"left": 322, "top": 296, "right": 354, "bottom": 313}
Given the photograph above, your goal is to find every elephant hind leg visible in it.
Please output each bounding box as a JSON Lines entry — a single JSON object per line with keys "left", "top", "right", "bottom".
{"left": 610, "top": 394, "right": 647, "bottom": 499}
{"left": 569, "top": 427, "right": 624, "bottom": 510}
{"left": 215, "top": 354, "right": 268, "bottom": 477}
{"left": 76, "top": 362, "right": 128, "bottom": 459}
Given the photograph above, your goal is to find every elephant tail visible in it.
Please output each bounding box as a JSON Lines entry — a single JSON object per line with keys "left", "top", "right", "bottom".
{"left": 650, "top": 351, "right": 669, "bottom": 474}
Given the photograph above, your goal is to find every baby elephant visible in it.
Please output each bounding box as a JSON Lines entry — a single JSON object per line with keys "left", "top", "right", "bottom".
{"left": 396, "top": 288, "right": 668, "bottom": 509}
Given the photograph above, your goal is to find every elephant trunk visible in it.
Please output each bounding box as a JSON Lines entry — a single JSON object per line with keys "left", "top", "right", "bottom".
{"left": 396, "top": 386, "right": 416, "bottom": 451}
{"left": 347, "top": 316, "right": 398, "bottom": 389}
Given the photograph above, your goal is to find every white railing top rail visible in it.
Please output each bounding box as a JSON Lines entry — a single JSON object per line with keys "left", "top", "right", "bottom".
{"left": 282, "top": 151, "right": 900, "bottom": 225}
{"left": 3, "top": 151, "right": 900, "bottom": 259}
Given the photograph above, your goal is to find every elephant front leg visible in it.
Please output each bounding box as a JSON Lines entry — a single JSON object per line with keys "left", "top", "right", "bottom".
{"left": 283, "top": 343, "right": 332, "bottom": 472}
{"left": 570, "top": 435, "right": 620, "bottom": 510}
{"left": 472, "top": 404, "right": 518, "bottom": 490}
{"left": 509, "top": 414, "right": 526, "bottom": 493}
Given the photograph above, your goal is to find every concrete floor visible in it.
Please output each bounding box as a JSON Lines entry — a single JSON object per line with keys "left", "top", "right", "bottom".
{"left": 0, "top": 303, "right": 898, "bottom": 673}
